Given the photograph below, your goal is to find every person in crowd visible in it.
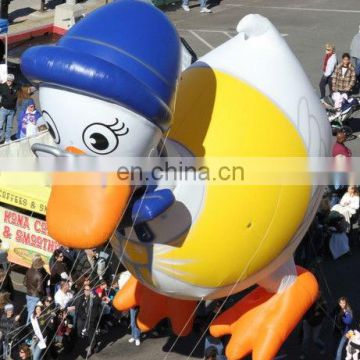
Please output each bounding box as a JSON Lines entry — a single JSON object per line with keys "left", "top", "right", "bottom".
{"left": 0, "top": 303, "right": 20, "bottom": 359}
{"left": 85, "top": 249, "right": 97, "bottom": 269}
{"left": 95, "top": 280, "right": 111, "bottom": 310}
{"left": 75, "top": 273, "right": 91, "bottom": 294}
{"left": 350, "top": 25, "right": 360, "bottom": 77}
{"left": 204, "top": 346, "right": 220, "bottom": 360}
{"left": 182, "top": 0, "right": 212, "bottom": 13}
{"left": 0, "top": 292, "right": 10, "bottom": 314}
{"left": 43, "top": 296, "right": 54, "bottom": 312}
{"left": 40, "top": 296, "right": 59, "bottom": 359}
{"left": 17, "top": 100, "right": 45, "bottom": 139}
{"left": 0, "top": 40, "right": 4, "bottom": 64}
{"left": 128, "top": 307, "right": 141, "bottom": 346}
{"left": 320, "top": 43, "right": 337, "bottom": 101}
{"left": 109, "top": 276, "right": 119, "bottom": 301}
{"left": 50, "top": 249, "right": 69, "bottom": 294}
{"left": 332, "top": 130, "right": 352, "bottom": 158}
{"left": 58, "top": 246, "right": 77, "bottom": 270}
{"left": 83, "top": 274, "right": 91, "bottom": 288}
{"left": 15, "top": 85, "right": 35, "bottom": 139}
{"left": 49, "top": 246, "right": 76, "bottom": 273}
{"left": 332, "top": 130, "right": 352, "bottom": 194}
{"left": 332, "top": 53, "right": 357, "bottom": 95}
{"left": 54, "top": 309, "right": 73, "bottom": 351}
{"left": 54, "top": 280, "right": 74, "bottom": 310}
{"left": 30, "top": 303, "right": 54, "bottom": 360}
{"left": 333, "top": 297, "right": 353, "bottom": 360}
{"left": 15, "top": 344, "right": 31, "bottom": 360}
{"left": 0, "top": 268, "right": 14, "bottom": 301}
{"left": 201, "top": 300, "right": 226, "bottom": 358}
{"left": 24, "top": 255, "right": 47, "bottom": 324}
{"left": 77, "top": 249, "right": 98, "bottom": 283}
{"left": 345, "top": 328, "right": 360, "bottom": 360}
{"left": 319, "top": 196, "right": 331, "bottom": 222}
{"left": 0, "top": 74, "right": 18, "bottom": 144}
{"left": 300, "top": 294, "right": 327, "bottom": 359}
{"left": 95, "top": 280, "right": 114, "bottom": 329}
{"left": 331, "top": 186, "right": 360, "bottom": 230}
{"left": 95, "top": 280, "right": 107, "bottom": 299}
{"left": 74, "top": 284, "right": 102, "bottom": 357}
{"left": 0, "top": 239, "right": 9, "bottom": 271}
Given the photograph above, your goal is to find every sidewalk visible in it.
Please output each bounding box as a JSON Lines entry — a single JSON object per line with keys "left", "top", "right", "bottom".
{"left": 5, "top": 0, "right": 108, "bottom": 43}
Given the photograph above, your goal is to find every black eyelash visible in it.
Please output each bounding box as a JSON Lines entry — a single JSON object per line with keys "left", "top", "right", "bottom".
{"left": 108, "top": 118, "right": 120, "bottom": 128}
{"left": 114, "top": 121, "right": 125, "bottom": 132}
{"left": 114, "top": 127, "right": 129, "bottom": 136}
{"left": 109, "top": 118, "right": 129, "bottom": 136}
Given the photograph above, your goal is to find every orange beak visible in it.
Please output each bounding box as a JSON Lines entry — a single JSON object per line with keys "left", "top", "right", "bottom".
{"left": 46, "top": 145, "right": 133, "bottom": 249}
{"left": 47, "top": 172, "right": 132, "bottom": 249}
{"left": 65, "top": 146, "right": 86, "bottom": 155}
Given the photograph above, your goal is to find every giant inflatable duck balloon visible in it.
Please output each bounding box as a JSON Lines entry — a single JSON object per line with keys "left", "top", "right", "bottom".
{"left": 21, "top": 1, "right": 331, "bottom": 359}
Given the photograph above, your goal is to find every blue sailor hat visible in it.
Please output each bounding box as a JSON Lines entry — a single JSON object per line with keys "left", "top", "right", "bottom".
{"left": 20, "top": 0, "right": 181, "bottom": 131}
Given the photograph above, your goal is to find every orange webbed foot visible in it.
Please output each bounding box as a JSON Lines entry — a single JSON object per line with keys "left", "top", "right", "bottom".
{"left": 210, "top": 267, "right": 318, "bottom": 360}
{"left": 113, "top": 276, "right": 197, "bottom": 336}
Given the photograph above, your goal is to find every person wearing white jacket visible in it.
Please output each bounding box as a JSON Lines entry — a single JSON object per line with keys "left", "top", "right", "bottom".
{"left": 332, "top": 185, "right": 360, "bottom": 229}
{"left": 350, "top": 25, "right": 360, "bottom": 76}
{"left": 320, "top": 44, "right": 337, "bottom": 100}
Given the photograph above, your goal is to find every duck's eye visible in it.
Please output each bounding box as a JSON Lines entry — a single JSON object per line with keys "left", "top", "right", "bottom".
{"left": 42, "top": 111, "right": 60, "bottom": 144}
{"left": 82, "top": 123, "right": 119, "bottom": 154}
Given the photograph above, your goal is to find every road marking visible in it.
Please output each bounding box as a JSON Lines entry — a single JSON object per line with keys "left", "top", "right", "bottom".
{"left": 179, "top": 28, "right": 237, "bottom": 34}
{"left": 223, "top": 31, "right": 233, "bottom": 39}
{"left": 179, "top": 29, "right": 288, "bottom": 38}
{"left": 225, "top": 4, "right": 360, "bottom": 14}
{"left": 188, "top": 30, "right": 215, "bottom": 50}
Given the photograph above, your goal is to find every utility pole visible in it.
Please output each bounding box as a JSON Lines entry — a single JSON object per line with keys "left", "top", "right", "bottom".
{"left": 40, "top": 0, "right": 46, "bottom": 12}
{"left": 0, "top": 0, "right": 12, "bottom": 20}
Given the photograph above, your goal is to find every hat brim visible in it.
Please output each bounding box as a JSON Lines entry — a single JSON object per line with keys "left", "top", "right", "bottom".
{"left": 21, "top": 45, "right": 171, "bottom": 130}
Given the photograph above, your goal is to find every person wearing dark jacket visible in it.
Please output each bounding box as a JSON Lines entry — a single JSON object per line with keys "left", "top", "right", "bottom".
{"left": 0, "top": 303, "right": 20, "bottom": 359}
{"left": 332, "top": 297, "right": 354, "bottom": 360}
{"left": 50, "top": 249, "right": 69, "bottom": 293}
{"left": 23, "top": 255, "right": 48, "bottom": 324}
{"left": 0, "top": 269, "right": 14, "bottom": 301}
{"left": 74, "top": 285, "right": 102, "bottom": 357}
{"left": 300, "top": 295, "right": 327, "bottom": 359}
{"left": 0, "top": 74, "right": 18, "bottom": 144}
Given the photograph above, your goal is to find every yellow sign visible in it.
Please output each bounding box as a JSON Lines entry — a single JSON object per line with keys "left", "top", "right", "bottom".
{"left": 0, "top": 186, "right": 50, "bottom": 215}
{"left": 0, "top": 206, "right": 59, "bottom": 269}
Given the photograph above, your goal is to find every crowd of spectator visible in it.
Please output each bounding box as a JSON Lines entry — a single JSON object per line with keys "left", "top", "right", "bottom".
{"left": 293, "top": 182, "right": 360, "bottom": 359}
{"left": 0, "top": 245, "right": 143, "bottom": 359}
{"left": 0, "top": 75, "right": 44, "bottom": 145}
{"left": 318, "top": 27, "right": 360, "bottom": 126}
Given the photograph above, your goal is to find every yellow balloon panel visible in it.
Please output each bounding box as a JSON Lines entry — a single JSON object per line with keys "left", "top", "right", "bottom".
{"left": 154, "top": 67, "right": 312, "bottom": 289}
